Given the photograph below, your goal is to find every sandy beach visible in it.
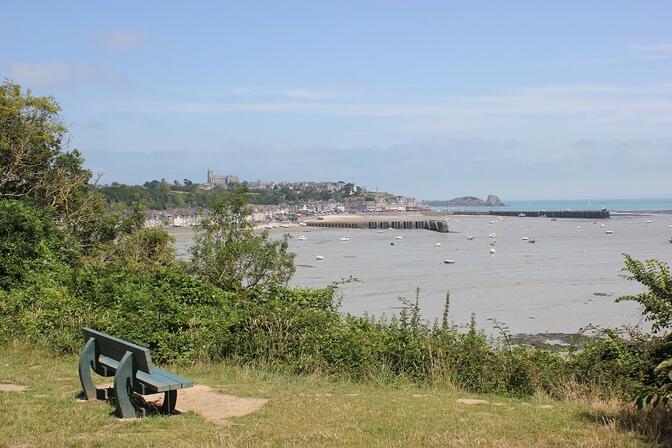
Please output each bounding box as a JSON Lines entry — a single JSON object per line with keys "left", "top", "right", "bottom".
{"left": 172, "top": 213, "right": 672, "bottom": 335}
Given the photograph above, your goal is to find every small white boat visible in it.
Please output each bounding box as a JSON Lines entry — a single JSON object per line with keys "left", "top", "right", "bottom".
{"left": 605, "top": 230, "right": 614, "bottom": 234}
{"left": 298, "top": 235, "right": 306, "bottom": 241}
{"left": 299, "top": 222, "right": 307, "bottom": 226}
{"left": 315, "top": 255, "right": 324, "bottom": 260}
{"left": 340, "top": 237, "right": 350, "bottom": 241}
{"left": 280, "top": 223, "right": 290, "bottom": 228}
{"left": 490, "top": 248, "right": 496, "bottom": 254}
{"left": 435, "top": 243, "right": 441, "bottom": 247}
{"left": 264, "top": 224, "right": 273, "bottom": 229}
{"left": 645, "top": 220, "right": 652, "bottom": 224}
{"left": 576, "top": 226, "right": 581, "bottom": 230}
{"left": 388, "top": 228, "right": 395, "bottom": 231}
{"left": 377, "top": 230, "right": 384, "bottom": 233}
{"left": 443, "top": 259, "right": 455, "bottom": 264}
{"left": 518, "top": 213, "right": 526, "bottom": 217}
{"left": 489, "top": 221, "right": 497, "bottom": 224}
{"left": 668, "top": 225, "right": 672, "bottom": 229}
{"left": 466, "top": 235, "right": 476, "bottom": 240}
{"left": 395, "top": 236, "right": 403, "bottom": 240}
{"left": 489, "top": 233, "right": 497, "bottom": 238}
{"left": 669, "top": 237, "right": 672, "bottom": 243}
{"left": 521, "top": 237, "right": 530, "bottom": 241}
{"left": 490, "top": 241, "right": 496, "bottom": 246}
{"left": 600, "top": 224, "right": 606, "bottom": 228}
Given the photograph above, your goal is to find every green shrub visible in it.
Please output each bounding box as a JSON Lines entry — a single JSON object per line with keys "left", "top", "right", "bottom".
{"left": 0, "top": 199, "right": 70, "bottom": 289}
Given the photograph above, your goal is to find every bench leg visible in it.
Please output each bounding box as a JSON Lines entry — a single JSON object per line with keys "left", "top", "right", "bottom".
{"left": 161, "top": 390, "right": 178, "bottom": 414}
{"left": 113, "top": 352, "right": 136, "bottom": 419}
{"left": 78, "top": 337, "right": 97, "bottom": 400}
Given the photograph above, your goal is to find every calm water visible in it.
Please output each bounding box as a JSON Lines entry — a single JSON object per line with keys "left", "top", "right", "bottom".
{"left": 173, "top": 213, "right": 672, "bottom": 335}
{"left": 431, "top": 197, "right": 672, "bottom": 212}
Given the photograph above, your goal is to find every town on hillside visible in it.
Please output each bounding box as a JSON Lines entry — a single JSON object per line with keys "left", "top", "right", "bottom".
{"left": 100, "top": 170, "right": 425, "bottom": 228}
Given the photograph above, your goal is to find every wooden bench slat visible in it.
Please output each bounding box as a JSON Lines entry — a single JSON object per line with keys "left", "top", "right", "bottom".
{"left": 153, "top": 368, "right": 193, "bottom": 388}
{"left": 83, "top": 328, "right": 155, "bottom": 374}
{"left": 99, "top": 356, "right": 179, "bottom": 392}
{"left": 136, "top": 371, "right": 174, "bottom": 393}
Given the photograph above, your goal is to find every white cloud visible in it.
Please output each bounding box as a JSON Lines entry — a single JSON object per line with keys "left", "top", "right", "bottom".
{"left": 280, "top": 88, "right": 340, "bottom": 100}
{"left": 97, "top": 29, "right": 147, "bottom": 50}
{"left": 104, "top": 82, "right": 672, "bottom": 124}
{"left": 197, "top": 87, "right": 340, "bottom": 100}
{"left": 6, "top": 60, "right": 128, "bottom": 88}
{"left": 628, "top": 42, "right": 672, "bottom": 53}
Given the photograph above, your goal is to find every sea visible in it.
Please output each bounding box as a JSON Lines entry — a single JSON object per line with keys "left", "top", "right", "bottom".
{"left": 429, "top": 197, "right": 672, "bottom": 213}
{"left": 172, "top": 197, "right": 672, "bottom": 336}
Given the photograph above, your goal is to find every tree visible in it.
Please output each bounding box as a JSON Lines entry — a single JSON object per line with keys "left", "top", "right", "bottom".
{"left": 0, "top": 80, "right": 91, "bottom": 214}
{"left": 0, "top": 81, "right": 150, "bottom": 255}
{"left": 190, "top": 188, "right": 295, "bottom": 292}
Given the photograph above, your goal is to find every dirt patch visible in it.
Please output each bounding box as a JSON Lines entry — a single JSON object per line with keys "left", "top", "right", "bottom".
{"left": 146, "top": 385, "right": 267, "bottom": 425}
{"left": 0, "top": 383, "right": 28, "bottom": 393}
{"left": 456, "top": 398, "right": 488, "bottom": 405}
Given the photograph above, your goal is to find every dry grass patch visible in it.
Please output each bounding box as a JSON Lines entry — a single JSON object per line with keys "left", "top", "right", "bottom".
{"left": 0, "top": 383, "right": 28, "bottom": 392}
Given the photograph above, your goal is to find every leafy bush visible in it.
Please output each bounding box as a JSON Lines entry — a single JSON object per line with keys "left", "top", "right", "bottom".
{"left": 0, "top": 200, "right": 71, "bottom": 289}
{"left": 190, "top": 188, "right": 295, "bottom": 292}
{"left": 617, "top": 255, "right": 672, "bottom": 408}
{"left": 617, "top": 254, "right": 672, "bottom": 334}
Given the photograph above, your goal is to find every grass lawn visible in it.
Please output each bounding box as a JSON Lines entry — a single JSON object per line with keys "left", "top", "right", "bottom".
{"left": 0, "top": 342, "right": 663, "bottom": 447}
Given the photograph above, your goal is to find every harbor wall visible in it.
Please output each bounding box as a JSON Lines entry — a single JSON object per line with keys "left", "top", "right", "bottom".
{"left": 306, "top": 219, "right": 449, "bottom": 232}
{"left": 488, "top": 210, "right": 610, "bottom": 219}
{"left": 424, "top": 210, "right": 610, "bottom": 219}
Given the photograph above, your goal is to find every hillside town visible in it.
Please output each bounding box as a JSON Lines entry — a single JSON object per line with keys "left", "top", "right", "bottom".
{"left": 143, "top": 170, "right": 424, "bottom": 228}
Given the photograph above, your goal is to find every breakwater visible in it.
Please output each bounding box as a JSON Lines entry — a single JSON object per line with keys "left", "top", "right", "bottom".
{"left": 488, "top": 210, "right": 610, "bottom": 219}
{"left": 430, "top": 209, "right": 610, "bottom": 219}
{"left": 305, "top": 218, "right": 449, "bottom": 232}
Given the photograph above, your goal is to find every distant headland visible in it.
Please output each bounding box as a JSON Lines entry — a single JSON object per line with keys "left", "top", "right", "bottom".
{"left": 422, "top": 194, "right": 505, "bottom": 207}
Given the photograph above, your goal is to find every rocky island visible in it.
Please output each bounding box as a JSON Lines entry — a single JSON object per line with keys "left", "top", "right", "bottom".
{"left": 422, "top": 194, "right": 505, "bottom": 207}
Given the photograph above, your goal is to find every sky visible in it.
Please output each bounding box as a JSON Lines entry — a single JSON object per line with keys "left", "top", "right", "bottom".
{"left": 2, "top": 1, "right": 672, "bottom": 200}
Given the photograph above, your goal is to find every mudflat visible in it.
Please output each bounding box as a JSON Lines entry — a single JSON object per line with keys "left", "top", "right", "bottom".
{"left": 172, "top": 214, "right": 672, "bottom": 334}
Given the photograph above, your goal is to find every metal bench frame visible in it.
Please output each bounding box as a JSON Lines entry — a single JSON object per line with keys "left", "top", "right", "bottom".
{"left": 78, "top": 328, "right": 192, "bottom": 419}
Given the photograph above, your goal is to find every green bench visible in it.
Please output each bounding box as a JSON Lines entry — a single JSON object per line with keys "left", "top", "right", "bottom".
{"left": 78, "top": 328, "right": 193, "bottom": 419}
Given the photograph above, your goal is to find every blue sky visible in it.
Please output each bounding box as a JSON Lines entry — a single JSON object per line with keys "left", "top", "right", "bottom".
{"left": 2, "top": 1, "right": 672, "bottom": 200}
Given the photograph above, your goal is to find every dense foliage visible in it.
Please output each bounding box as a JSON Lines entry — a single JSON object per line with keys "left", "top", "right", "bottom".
{"left": 1, "top": 81, "right": 671, "bottom": 405}
{"left": 616, "top": 254, "right": 672, "bottom": 409}
{"left": 190, "top": 189, "right": 295, "bottom": 291}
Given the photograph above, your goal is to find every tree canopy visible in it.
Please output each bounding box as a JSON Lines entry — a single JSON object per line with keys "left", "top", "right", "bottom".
{"left": 0, "top": 80, "right": 91, "bottom": 215}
